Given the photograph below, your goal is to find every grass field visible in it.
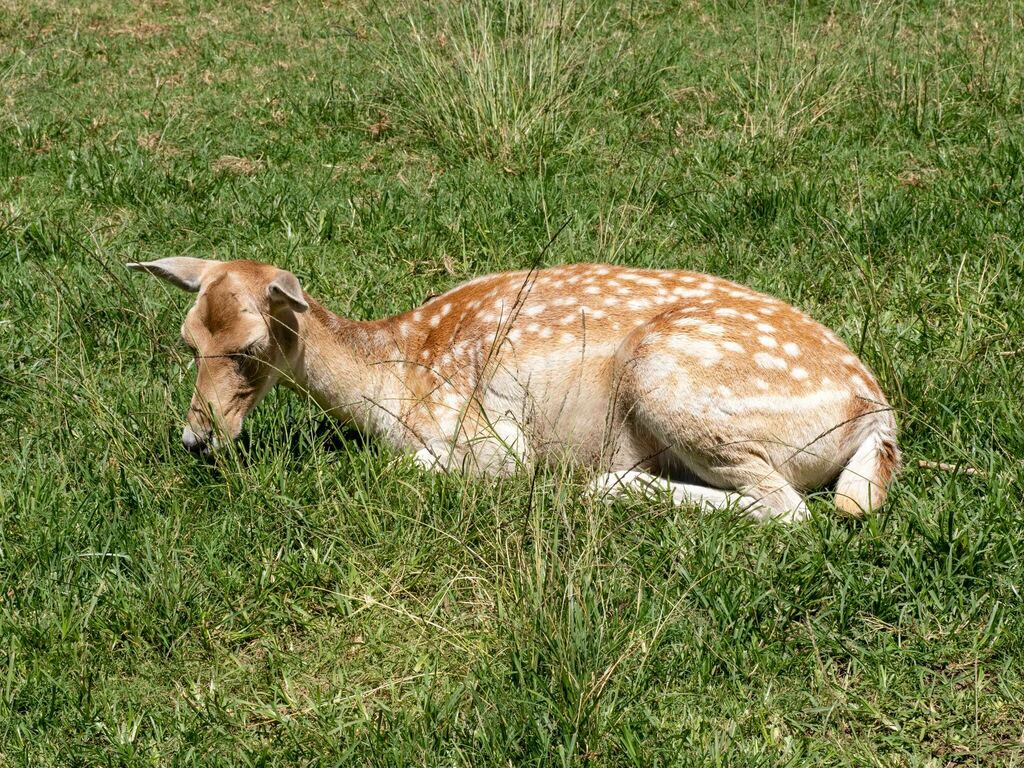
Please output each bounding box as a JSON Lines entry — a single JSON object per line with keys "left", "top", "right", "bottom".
{"left": 2, "top": 0, "right": 1024, "bottom": 764}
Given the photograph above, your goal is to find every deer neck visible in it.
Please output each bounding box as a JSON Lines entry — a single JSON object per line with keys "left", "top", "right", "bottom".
{"left": 287, "top": 298, "right": 398, "bottom": 433}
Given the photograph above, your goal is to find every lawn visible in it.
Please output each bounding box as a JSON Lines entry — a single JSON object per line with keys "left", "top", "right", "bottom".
{"left": 2, "top": 0, "right": 1023, "bottom": 764}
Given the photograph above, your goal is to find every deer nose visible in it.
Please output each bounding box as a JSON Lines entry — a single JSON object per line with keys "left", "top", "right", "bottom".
{"left": 182, "top": 425, "right": 207, "bottom": 454}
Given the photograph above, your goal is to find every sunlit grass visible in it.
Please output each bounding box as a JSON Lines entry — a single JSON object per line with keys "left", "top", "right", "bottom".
{"left": 1, "top": 0, "right": 1022, "bottom": 764}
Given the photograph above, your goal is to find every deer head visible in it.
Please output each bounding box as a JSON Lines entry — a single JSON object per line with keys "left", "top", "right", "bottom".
{"left": 128, "top": 258, "right": 308, "bottom": 455}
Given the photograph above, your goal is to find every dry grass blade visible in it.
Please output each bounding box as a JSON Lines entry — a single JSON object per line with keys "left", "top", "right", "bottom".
{"left": 211, "top": 155, "right": 263, "bottom": 175}
{"left": 917, "top": 460, "right": 988, "bottom": 478}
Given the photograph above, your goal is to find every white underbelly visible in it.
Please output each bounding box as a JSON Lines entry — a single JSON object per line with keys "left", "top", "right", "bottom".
{"left": 482, "top": 349, "right": 617, "bottom": 463}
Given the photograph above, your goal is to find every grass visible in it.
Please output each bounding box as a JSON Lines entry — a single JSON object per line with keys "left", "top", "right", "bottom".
{"left": 1, "top": 0, "right": 1023, "bottom": 764}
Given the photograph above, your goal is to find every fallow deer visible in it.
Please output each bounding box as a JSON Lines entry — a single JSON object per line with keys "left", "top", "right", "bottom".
{"left": 128, "top": 258, "right": 899, "bottom": 522}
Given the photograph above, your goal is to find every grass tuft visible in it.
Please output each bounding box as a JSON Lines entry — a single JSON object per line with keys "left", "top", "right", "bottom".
{"left": 373, "top": 0, "right": 598, "bottom": 165}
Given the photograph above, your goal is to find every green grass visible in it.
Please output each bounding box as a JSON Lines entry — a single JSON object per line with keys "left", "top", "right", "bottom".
{"left": 2, "top": 0, "right": 1023, "bottom": 764}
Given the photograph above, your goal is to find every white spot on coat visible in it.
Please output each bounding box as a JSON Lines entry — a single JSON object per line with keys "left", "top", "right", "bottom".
{"left": 620, "top": 274, "right": 662, "bottom": 287}
{"left": 668, "top": 336, "right": 722, "bottom": 365}
{"left": 754, "top": 352, "right": 787, "bottom": 370}
{"left": 672, "top": 287, "right": 709, "bottom": 298}
{"left": 732, "top": 388, "right": 849, "bottom": 413}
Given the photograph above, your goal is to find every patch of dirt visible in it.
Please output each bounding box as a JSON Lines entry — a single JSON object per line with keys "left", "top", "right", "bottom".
{"left": 898, "top": 168, "right": 939, "bottom": 189}
{"left": 137, "top": 131, "right": 181, "bottom": 157}
{"left": 101, "top": 20, "right": 169, "bottom": 40}
{"left": 367, "top": 112, "right": 391, "bottom": 140}
{"left": 212, "top": 155, "right": 264, "bottom": 175}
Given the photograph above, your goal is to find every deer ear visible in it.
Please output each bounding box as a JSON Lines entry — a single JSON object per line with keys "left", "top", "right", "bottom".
{"left": 126, "top": 258, "right": 214, "bottom": 293}
{"left": 267, "top": 270, "right": 309, "bottom": 313}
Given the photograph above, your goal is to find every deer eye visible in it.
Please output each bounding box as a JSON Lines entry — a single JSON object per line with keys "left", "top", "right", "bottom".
{"left": 230, "top": 344, "right": 263, "bottom": 373}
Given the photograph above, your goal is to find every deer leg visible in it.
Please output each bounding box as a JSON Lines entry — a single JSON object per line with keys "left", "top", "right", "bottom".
{"left": 590, "top": 463, "right": 809, "bottom": 522}
{"left": 464, "top": 415, "right": 529, "bottom": 475}
{"left": 414, "top": 417, "right": 529, "bottom": 476}
{"left": 589, "top": 470, "right": 769, "bottom": 514}
{"left": 687, "top": 460, "right": 809, "bottom": 522}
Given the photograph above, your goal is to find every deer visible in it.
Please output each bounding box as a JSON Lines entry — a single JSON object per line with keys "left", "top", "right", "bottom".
{"left": 127, "top": 257, "right": 900, "bottom": 522}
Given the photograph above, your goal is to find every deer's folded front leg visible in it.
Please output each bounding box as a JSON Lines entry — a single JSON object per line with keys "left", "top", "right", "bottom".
{"left": 464, "top": 414, "right": 529, "bottom": 475}
{"left": 413, "top": 415, "right": 529, "bottom": 476}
